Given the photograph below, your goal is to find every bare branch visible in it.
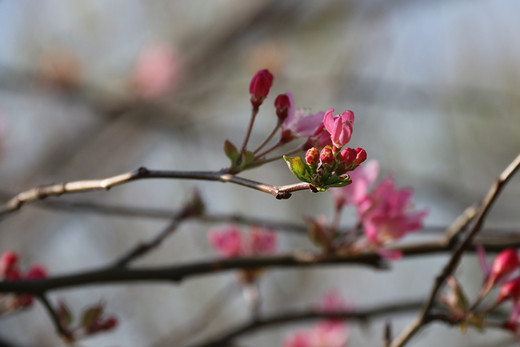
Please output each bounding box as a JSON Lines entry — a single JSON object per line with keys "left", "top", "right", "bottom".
{"left": 0, "top": 167, "right": 314, "bottom": 218}
{"left": 390, "top": 153, "right": 520, "bottom": 347}
{"left": 191, "top": 300, "right": 423, "bottom": 347}
{"left": 37, "top": 294, "right": 74, "bottom": 343}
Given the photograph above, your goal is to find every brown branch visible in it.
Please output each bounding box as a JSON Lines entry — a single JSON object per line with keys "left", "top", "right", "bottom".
{"left": 0, "top": 251, "right": 387, "bottom": 294}
{"left": 37, "top": 294, "right": 74, "bottom": 342}
{"left": 190, "top": 300, "right": 423, "bottom": 347}
{"left": 390, "top": 153, "right": 520, "bottom": 347}
{"left": 2, "top": 235, "right": 520, "bottom": 296}
{"left": 0, "top": 167, "right": 314, "bottom": 218}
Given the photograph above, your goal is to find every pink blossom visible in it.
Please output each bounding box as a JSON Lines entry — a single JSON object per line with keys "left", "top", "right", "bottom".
{"left": 132, "top": 43, "right": 181, "bottom": 99}
{"left": 208, "top": 225, "right": 277, "bottom": 258}
{"left": 208, "top": 226, "right": 243, "bottom": 258}
{"left": 248, "top": 227, "right": 277, "bottom": 254}
{"left": 284, "top": 322, "right": 348, "bottom": 347}
{"left": 498, "top": 275, "right": 520, "bottom": 303}
{"left": 331, "top": 160, "right": 379, "bottom": 209}
{"left": 359, "top": 177, "right": 427, "bottom": 246}
{"left": 285, "top": 292, "right": 350, "bottom": 347}
{"left": 281, "top": 92, "right": 325, "bottom": 144}
{"left": 323, "top": 109, "right": 354, "bottom": 149}
{"left": 488, "top": 249, "right": 519, "bottom": 287}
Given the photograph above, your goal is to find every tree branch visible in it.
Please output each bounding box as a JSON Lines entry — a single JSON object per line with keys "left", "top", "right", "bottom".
{"left": 191, "top": 300, "right": 423, "bottom": 347}
{"left": 0, "top": 167, "right": 315, "bottom": 218}
{"left": 390, "top": 153, "right": 520, "bottom": 347}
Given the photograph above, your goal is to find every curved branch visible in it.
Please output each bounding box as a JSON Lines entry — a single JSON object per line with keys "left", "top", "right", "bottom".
{"left": 0, "top": 167, "right": 314, "bottom": 218}
{"left": 390, "top": 153, "right": 520, "bottom": 347}
{"left": 191, "top": 301, "right": 423, "bottom": 347}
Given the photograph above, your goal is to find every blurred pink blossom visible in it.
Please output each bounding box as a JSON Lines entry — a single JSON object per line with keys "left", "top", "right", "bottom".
{"left": 132, "top": 43, "right": 181, "bottom": 99}
{"left": 358, "top": 177, "right": 427, "bottom": 246}
{"left": 285, "top": 292, "right": 350, "bottom": 347}
{"left": 208, "top": 225, "right": 277, "bottom": 258}
{"left": 331, "top": 160, "right": 379, "bottom": 209}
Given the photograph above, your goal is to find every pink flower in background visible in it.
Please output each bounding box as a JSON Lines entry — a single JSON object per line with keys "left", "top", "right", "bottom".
{"left": 132, "top": 43, "right": 181, "bottom": 99}
{"left": 323, "top": 109, "right": 354, "bottom": 149}
{"left": 331, "top": 161, "right": 379, "bottom": 209}
{"left": 0, "top": 250, "right": 48, "bottom": 309}
{"left": 358, "top": 177, "right": 427, "bottom": 246}
{"left": 208, "top": 225, "right": 277, "bottom": 258}
{"left": 284, "top": 292, "right": 350, "bottom": 347}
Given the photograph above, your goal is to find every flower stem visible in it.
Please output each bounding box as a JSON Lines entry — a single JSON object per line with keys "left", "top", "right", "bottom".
{"left": 239, "top": 108, "right": 259, "bottom": 159}
{"left": 253, "top": 121, "right": 282, "bottom": 155}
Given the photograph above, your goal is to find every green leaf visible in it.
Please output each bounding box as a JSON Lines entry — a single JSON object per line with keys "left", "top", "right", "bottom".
{"left": 323, "top": 174, "right": 352, "bottom": 188}
{"left": 57, "top": 300, "right": 73, "bottom": 327}
{"left": 223, "top": 140, "right": 239, "bottom": 165}
{"left": 239, "top": 150, "right": 255, "bottom": 170}
{"left": 80, "top": 304, "right": 104, "bottom": 328}
{"left": 283, "top": 155, "right": 313, "bottom": 183}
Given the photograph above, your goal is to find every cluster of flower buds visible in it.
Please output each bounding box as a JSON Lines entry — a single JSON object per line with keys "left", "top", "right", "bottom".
{"left": 0, "top": 251, "right": 47, "bottom": 310}
{"left": 55, "top": 300, "right": 118, "bottom": 342}
{"left": 440, "top": 248, "right": 520, "bottom": 335}
{"left": 284, "top": 108, "right": 367, "bottom": 190}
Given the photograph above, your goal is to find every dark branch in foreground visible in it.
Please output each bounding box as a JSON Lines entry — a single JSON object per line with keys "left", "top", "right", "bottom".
{"left": 2, "top": 236, "right": 520, "bottom": 295}
{"left": 190, "top": 301, "right": 423, "bottom": 347}
{"left": 0, "top": 167, "right": 314, "bottom": 218}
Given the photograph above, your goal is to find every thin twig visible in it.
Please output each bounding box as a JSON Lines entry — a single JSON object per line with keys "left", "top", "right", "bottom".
{"left": 0, "top": 167, "right": 314, "bottom": 218}
{"left": 153, "top": 281, "right": 239, "bottom": 347}
{"left": 112, "top": 212, "right": 190, "bottom": 268}
{"left": 390, "top": 153, "right": 520, "bottom": 347}
{"left": 238, "top": 108, "right": 258, "bottom": 158}
{"left": 190, "top": 300, "right": 423, "bottom": 347}
{"left": 37, "top": 294, "right": 74, "bottom": 342}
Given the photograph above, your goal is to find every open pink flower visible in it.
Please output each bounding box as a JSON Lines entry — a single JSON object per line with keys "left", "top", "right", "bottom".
{"left": 359, "top": 177, "right": 427, "bottom": 246}
{"left": 331, "top": 161, "right": 379, "bottom": 209}
{"left": 208, "top": 225, "right": 277, "bottom": 258}
{"left": 281, "top": 92, "right": 325, "bottom": 144}
{"left": 323, "top": 109, "right": 354, "bottom": 149}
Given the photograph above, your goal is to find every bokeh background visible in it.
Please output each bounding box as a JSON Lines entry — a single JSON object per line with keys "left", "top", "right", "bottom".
{"left": 0, "top": 0, "right": 519, "bottom": 346}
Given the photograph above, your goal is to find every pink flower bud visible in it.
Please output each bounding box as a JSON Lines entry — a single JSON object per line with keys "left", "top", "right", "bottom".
{"left": 249, "top": 69, "right": 274, "bottom": 110}
{"left": 25, "top": 264, "right": 47, "bottom": 280}
{"left": 489, "top": 249, "right": 519, "bottom": 286}
{"left": 339, "top": 147, "right": 356, "bottom": 167}
{"left": 497, "top": 276, "right": 520, "bottom": 303}
{"left": 320, "top": 146, "right": 335, "bottom": 166}
{"left": 0, "top": 251, "right": 19, "bottom": 278}
{"left": 354, "top": 148, "right": 367, "bottom": 165}
{"left": 274, "top": 93, "right": 291, "bottom": 122}
{"left": 305, "top": 147, "right": 319, "bottom": 165}
{"left": 100, "top": 316, "right": 118, "bottom": 330}
{"left": 280, "top": 129, "right": 295, "bottom": 144}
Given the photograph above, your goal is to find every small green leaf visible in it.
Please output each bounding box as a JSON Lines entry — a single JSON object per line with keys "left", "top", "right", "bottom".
{"left": 323, "top": 174, "right": 352, "bottom": 188}
{"left": 223, "top": 140, "right": 239, "bottom": 165}
{"left": 283, "top": 155, "right": 313, "bottom": 183}
{"left": 81, "top": 304, "right": 104, "bottom": 328}
{"left": 57, "top": 300, "right": 74, "bottom": 327}
{"left": 240, "top": 150, "right": 255, "bottom": 170}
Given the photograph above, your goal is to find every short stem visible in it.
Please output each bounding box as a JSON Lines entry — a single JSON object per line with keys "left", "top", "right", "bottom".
{"left": 255, "top": 141, "right": 284, "bottom": 160}
{"left": 239, "top": 108, "right": 259, "bottom": 158}
{"left": 253, "top": 122, "right": 282, "bottom": 155}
